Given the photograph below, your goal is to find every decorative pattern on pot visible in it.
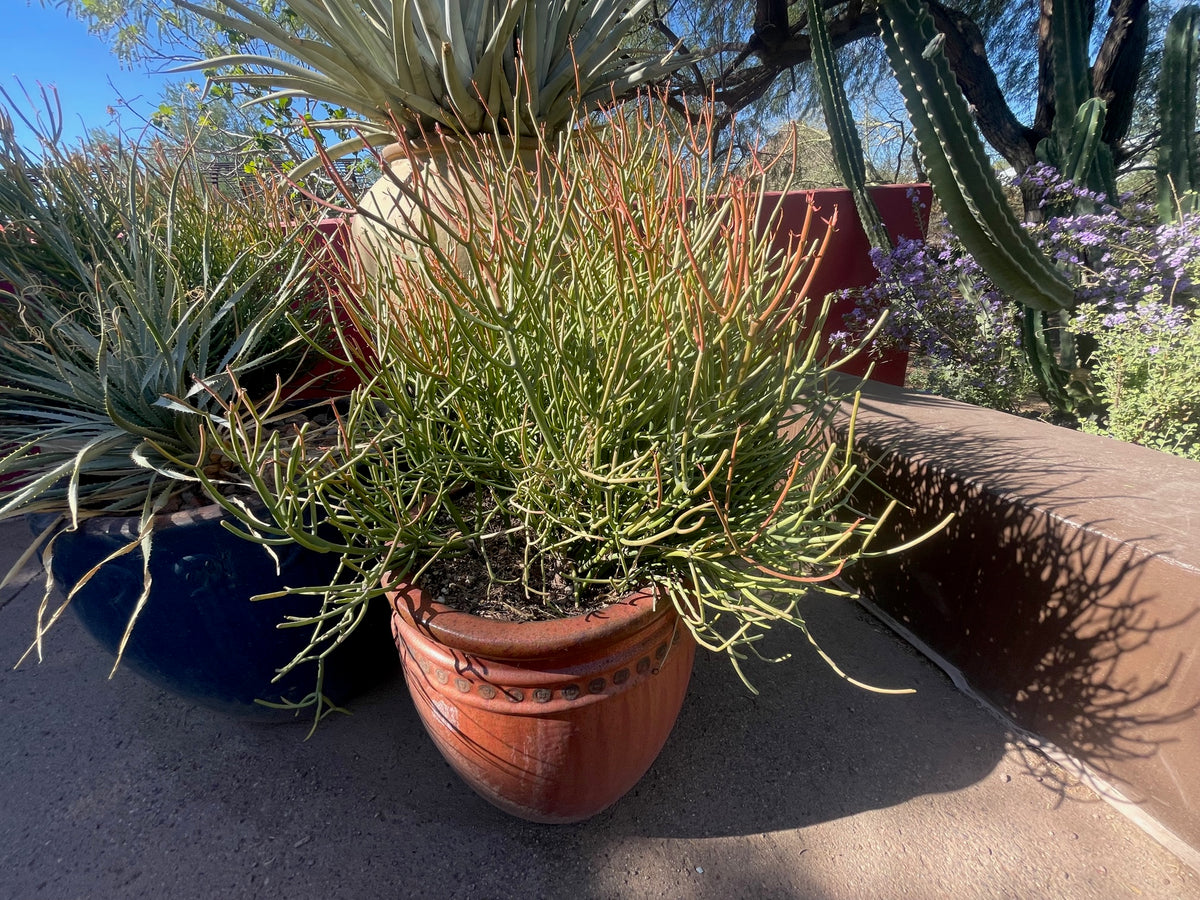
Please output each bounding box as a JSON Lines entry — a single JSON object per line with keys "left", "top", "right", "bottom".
{"left": 387, "top": 580, "right": 695, "bottom": 824}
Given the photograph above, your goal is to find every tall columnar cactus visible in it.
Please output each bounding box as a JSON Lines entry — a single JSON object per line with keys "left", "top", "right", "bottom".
{"left": 1035, "top": 0, "right": 1117, "bottom": 213}
{"left": 806, "top": 0, "right": 892, "bottom": 252}
{"left": 875, "top": 0, "right": 1076, "bottom": 316}
{"left": 1052, "top": 98, "right": 1115, "bottom": 201}
{"left": 873, "top": 0, "right": 1198, "bottom": 416}
{"left": 1023, "top": 0, "right": 1115, "bottom": 379}
{"left": 1042, "top": 0, "right": 1091, "bottom": 152}
{"left": 1158, "top": 5, "right": 1200, "bottom": 222}
{"left": 876, "top": 0, "right": 1084, "bottom": 412}
{"left": 1035, "top": 101, "right": 1111, "bottom": 375}
{"left": 1036, "top": 96, "right": 1117, "bottom": 218}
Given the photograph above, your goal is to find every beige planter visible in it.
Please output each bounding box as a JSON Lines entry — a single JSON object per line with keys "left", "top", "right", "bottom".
{"left": 349, "top": 137, "right": 542, "bottom": 288}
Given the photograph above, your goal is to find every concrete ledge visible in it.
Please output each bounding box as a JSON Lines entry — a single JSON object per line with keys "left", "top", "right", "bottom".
{"left": 843, "top": 381, "right": 1200, "bottom": 852}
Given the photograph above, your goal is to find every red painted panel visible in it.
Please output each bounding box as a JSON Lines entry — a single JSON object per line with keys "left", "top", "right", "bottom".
{"left": 761, "top": 185, "right": 932, "bottom": 386}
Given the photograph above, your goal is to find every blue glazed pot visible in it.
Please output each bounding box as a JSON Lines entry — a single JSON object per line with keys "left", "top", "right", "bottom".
{"left": 31, "top": 504, "right": 397, "bottom": 719}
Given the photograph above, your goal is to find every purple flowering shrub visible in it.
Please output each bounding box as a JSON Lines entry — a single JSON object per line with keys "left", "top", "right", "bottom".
{"left": 1030, "top": 164, "right": 1200, "bottom": 458}
{"left": 834, "top": 235, "right": 1035, "bottom": 411}
{"left": 841, "top": 163, "right": 1200, "bottom": 458}
{"left": 1021, "top": 164, "right": 1199, "bottom": 314}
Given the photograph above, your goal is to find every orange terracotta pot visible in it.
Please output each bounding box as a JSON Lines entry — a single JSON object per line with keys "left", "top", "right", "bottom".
{"left": 386, "top": 580, "right": 696, "bottom": 823}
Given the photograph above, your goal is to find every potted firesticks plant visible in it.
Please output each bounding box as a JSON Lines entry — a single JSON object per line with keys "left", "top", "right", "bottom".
{"left": 200, "top": 99, "right": 931, "bottom": 821}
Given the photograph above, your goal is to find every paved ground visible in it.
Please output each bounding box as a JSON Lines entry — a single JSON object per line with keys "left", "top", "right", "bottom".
{"left": 1, "top": 517, "right": 1198, "bottom": 900}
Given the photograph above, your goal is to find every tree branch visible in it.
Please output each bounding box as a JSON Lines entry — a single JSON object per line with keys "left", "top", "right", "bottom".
{"left": 649, "top": 0, "right": 712, "bottom": 96}
{"left": 928, "top": 0, "right": 1040, "bottom": 173}
{"left": 709, "top": 1, "right": 877, "bottom": 111}
{"left": 1093, "top": 0, "right": 1150, "bottom": 147}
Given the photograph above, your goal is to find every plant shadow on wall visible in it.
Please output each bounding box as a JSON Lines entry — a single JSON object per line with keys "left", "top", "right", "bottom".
{"left": 841, "top": 392, "right": 1198, "bottom": 810}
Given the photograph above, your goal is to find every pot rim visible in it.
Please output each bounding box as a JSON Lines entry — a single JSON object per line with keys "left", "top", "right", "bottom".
{"left": 384, "top": 574, "right": 678, "bottom": 662}
{"left": 27, "top": 500, "right": 234, "bottom": 538}
{"left": 758, "top": 182, "right": 931, "bottom": 201}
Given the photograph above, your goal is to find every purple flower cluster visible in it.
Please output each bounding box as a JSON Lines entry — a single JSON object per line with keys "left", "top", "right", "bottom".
{"left": 1078, "top": 299, "right": 1188, "bottom": 336}
{"left": 1012, "top": 162, "right": 1114, "bottom": 212}
{"left": 841, "top": 163, "right": 1200, "bottom": 403}
{"left": 1034, "top": 211, "right": 1200, "bottom": 314}
{"left": 834, "top": 233, "right": 1030, "bottom": 406}
{"left": 838, "top": 236, "right": 1014, "bottom": 362}
{"left": 1008, "top": 162, "right": 1199, "bottom": 313}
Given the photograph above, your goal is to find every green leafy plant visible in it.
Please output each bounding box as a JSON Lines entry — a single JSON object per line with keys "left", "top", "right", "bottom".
{"left": 0, "top": 99, "right": 329, "bottom": 662}
{"left": 200, "top": 99, "right": 932, "bottom": 691}
{"left": 1073, "top": 305, "right": 1200, "bottom": 461}
{"left": 172, "top": 0, "right": 690, "bottom": 170}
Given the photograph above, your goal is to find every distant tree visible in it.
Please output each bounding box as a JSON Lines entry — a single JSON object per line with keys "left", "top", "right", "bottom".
{"left": 659, "top": 1, "right": 1168, "bottom": 192}
{"left": 44, "top": 0, "right": 376, "bottom": 189}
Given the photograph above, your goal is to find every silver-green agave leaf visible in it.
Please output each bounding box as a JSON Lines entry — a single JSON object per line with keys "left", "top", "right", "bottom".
{"left": 0, "top": 104, "right": 322, "bottom": 525}
{"left": 173, "top": 0, "right": 687, "bottom": 156}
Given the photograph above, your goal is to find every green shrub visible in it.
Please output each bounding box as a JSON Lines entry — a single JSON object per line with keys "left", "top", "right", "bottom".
{"left": 1075, "top": 303, "right": 1200, "bottom": 460}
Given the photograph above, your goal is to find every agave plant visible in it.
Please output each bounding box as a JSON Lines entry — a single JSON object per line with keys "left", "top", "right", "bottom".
{"left": 0, "top": 101, "right": 329, "bottom": 658}
{"left": 172, "top": 0, "right": 688, "bottom": 168}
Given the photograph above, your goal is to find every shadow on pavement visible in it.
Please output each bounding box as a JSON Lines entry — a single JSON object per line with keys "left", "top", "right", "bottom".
{"left": 3, "top": 542, "right": 1196, "bottom": 898}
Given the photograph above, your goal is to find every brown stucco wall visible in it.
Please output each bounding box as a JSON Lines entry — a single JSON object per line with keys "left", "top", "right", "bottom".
{"left": 839, "top": 382, "right": 1200, "bottom": 850}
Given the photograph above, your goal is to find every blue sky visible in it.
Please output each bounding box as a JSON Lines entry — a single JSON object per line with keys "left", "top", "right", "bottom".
{"left": 3, "top": 2, "right": 172, "bottom": 145}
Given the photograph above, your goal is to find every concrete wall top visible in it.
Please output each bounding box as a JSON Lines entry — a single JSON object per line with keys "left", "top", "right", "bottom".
{"left": 844, "top": 380, "right": 1200, "bottom": 577}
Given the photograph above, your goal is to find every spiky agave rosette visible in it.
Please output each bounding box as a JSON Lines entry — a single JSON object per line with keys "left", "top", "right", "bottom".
{"left": 173, "top": 0, "right": 691, "bottom": 173}
{"left": 0, "top": 98, "right": 330, "bottom": 670}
